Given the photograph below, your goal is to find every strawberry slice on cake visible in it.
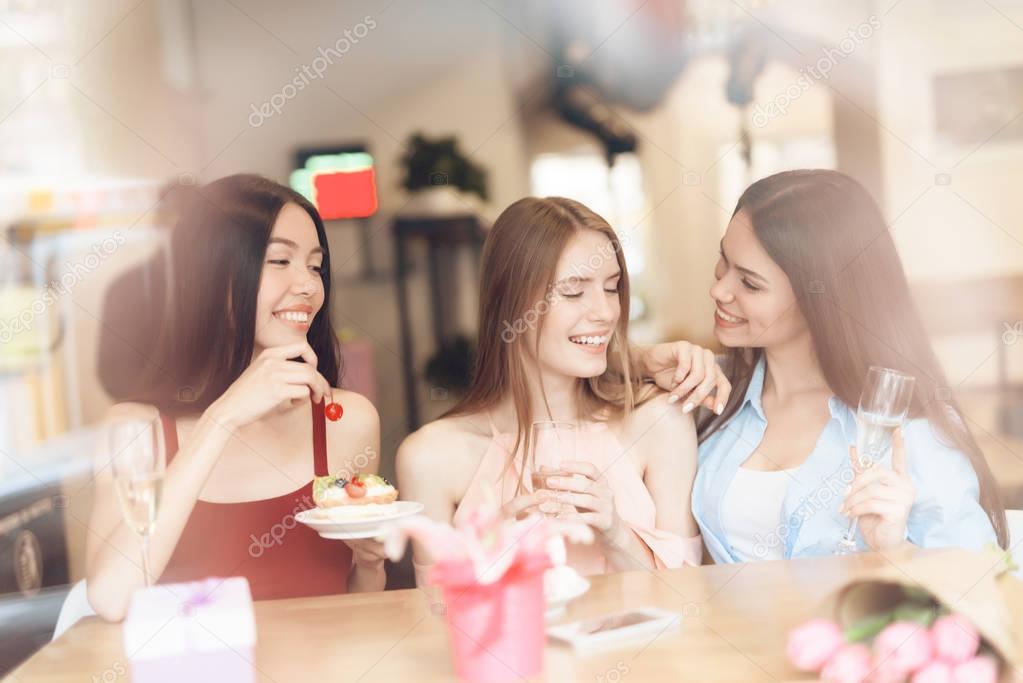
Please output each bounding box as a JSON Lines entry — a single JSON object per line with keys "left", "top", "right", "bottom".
{"left": 312, "top": 473, "right": 398, "bottom": 508}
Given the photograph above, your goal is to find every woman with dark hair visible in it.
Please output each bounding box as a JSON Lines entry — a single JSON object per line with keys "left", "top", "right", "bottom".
{"left": 86, "top": 175, "right": 385, "bottom": 621}
{"left": 694, "top": 169, "right": 1007, "bottom": 563}
{"left": 397, "top": 197, "right": 728, "bottom": 584}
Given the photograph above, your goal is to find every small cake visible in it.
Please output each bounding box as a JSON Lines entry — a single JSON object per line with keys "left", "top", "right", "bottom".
{"left": 312, "top": 473, "right": 398, "bottom": 508}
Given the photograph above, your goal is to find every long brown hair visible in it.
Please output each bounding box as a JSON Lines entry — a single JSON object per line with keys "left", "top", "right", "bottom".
{"left": 132, "top": 174, "right": 342, "bottom": 415}
{"left": 446, "top": 197, "right": 655, "bottom": 480}
{"left": 697, "top": 169, "right": 1007, "bottom": 547}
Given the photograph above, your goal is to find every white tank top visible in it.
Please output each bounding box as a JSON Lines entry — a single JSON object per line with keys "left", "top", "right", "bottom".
{"left": 721, "top": 467, "right": 794, "bottom": 562}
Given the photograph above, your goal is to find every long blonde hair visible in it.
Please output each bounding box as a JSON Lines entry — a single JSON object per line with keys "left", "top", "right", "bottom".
{"left": 446, "top": 197, "right": 655, "bottom": 483}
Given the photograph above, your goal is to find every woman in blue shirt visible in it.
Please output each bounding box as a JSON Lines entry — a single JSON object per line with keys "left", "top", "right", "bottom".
{"left": 692, "top": 169, "right": 1007, "bottom": 563}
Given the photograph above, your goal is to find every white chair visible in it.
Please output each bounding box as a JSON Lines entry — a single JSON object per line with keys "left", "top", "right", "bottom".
{"left": 1008, "top": 509, "right": 1023, "bottom": 579}
{"left": 53, "top": 580, "right": 96, "bottom": 640}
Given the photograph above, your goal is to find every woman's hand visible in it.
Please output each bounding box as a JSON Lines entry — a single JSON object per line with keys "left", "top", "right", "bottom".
{"left": 638, "top": 342, "right": 731, "bottom": 415}
{"left": 208, "top": 342, "right": 332, "bottom": 429}
{"left": 345, "top": 537, "right": 388, "bottom": 593}
{"left": 344, "top": 537, "right": 389, "bottom": 569}
{"left": 502, "top": 491, "right": 544, "bottom": 520}
{"left": 543, "top": 461, "right": 624, "bottom": 545}
{"left": 840, "top": 429, "right": 916, "bottom": 552}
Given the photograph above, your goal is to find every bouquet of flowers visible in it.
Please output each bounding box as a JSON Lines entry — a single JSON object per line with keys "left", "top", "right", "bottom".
{"left": 785, "top": 548, "right": 1020, "bottom": 683}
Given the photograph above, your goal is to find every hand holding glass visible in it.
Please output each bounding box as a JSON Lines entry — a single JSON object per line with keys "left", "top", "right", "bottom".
{"left": 835, "top": 367, "right": 914, "bottom": 555}
{"left": 529, "top": 421, "right": 577, "bottom": 517}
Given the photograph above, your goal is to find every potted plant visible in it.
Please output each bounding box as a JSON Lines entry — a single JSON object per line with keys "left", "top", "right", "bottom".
{"left": 398, "top": 133, "right": 489, "bottom": 216}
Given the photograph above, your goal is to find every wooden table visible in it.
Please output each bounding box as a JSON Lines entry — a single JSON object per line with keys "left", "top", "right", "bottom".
{"left": 6, "top": 549, "right": 1022, "bottom": 683}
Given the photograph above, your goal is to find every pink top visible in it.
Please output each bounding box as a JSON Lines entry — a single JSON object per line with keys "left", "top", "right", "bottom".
{"left": 445, "top": 414, "right": 701, "bottom": 577}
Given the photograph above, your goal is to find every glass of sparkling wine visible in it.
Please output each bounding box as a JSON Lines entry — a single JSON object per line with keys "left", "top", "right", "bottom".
{"left": 106, "top": 418, "right": 166, "bottom": 586}
{"left": 529, "top": 421, "right": 577, "bottom": 516}
{"left": 835, "top": 367, "right": 914, "bottom": 555}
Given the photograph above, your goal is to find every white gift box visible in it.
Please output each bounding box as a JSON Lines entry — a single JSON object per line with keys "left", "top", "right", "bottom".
{"left": 123, "top": 577, "right": 257, "bottom": 683}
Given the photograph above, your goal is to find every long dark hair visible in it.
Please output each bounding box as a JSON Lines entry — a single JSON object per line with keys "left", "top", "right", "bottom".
{"left": 132, "top": 174, "right": 342, "bottom": 415}
{"left": 446, "top": 197, "right": 654, "bottom": 482}
{"left": 697, "top": 169, "right": 1007, "bottom": 548}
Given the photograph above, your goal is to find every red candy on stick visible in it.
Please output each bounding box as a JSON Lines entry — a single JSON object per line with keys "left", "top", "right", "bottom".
{"left": 324, "top": 390, "right": 344, "bottom": 421}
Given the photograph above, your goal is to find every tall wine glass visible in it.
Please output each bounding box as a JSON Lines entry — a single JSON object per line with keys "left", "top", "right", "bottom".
{"left": 835, "top": 367, "right": 915, "bottom": 555}
{"left": 528, "top": 421, "right": 577, "bottom": 517}
{"left": 106, "top": 417, "right": 166, "bottom": 586}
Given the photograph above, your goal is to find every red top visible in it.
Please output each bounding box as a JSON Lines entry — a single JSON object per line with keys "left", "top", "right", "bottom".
{"left": 158, "top": 400, "right": 352, "bottom": 599}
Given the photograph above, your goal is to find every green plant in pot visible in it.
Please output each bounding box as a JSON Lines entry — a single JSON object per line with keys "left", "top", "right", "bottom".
{"left": 399, "top": 133, "right": 488, "bottom": 214}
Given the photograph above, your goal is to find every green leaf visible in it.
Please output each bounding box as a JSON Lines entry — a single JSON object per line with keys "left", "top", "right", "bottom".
{"left": 902, "top": 586, "right": 935, "bottom": 605}
{"left": 984, "top": 543, "right": 1020, "bottom": 575}
{"left": 844, "top": 611, "right": 894, "bottom": 642}
{"left": 893, "top": 603, "right": 938, "bottom": 626}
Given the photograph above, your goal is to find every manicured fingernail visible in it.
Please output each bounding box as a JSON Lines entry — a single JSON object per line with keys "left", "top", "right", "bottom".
{"left": 715, "top": 403, "right": 724, "bottom": 415}
{"left": 682, "top": 402, "right": 695, "bottom": 414}
{"left": 667, "top": 394, "right": 680, "bottom": 405}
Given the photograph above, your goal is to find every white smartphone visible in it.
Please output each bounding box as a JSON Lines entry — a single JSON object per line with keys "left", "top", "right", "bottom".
{"left": 547, "top": 607, "right": 681, "bottom": 651}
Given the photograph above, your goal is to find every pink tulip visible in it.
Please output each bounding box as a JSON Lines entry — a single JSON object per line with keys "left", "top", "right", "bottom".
{"left": 871, "top": 658, "right": 910, "bottom": 683}
{"left": 931, "top": 615, "right": 980, "bottom": 664}
{"left": 786, "top": 618, "right": 844, "bottom": 672}
{"left": 952, "top": 655, "right": 999, "bottom": 683}
{"left": 912, "top": 661, "right": 955, "bottom": 683}
{"left": 873, "top": 621, "right": 935, "bottom": 679}
{"left": 820, "top": 643, "right": 872, "bottom": 683}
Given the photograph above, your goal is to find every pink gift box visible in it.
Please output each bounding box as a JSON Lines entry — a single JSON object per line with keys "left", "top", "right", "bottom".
{"left": 123, "top": 577, "right": 257, "bottom": 683}
{"left": 432, "top": 551, "right": 551, "bottom": 683}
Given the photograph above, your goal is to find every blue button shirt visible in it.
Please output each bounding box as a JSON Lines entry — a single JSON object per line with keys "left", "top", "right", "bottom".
{"left": 693, "top": 356, "right": 997, "bottom": 563}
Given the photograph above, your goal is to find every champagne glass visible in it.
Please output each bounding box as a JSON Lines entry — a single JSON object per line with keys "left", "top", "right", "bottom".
{"left": 835, "top": 367, "right": 915, "bottom": 555}
{"left": 528, "top": 421, "right": 577, "bottom": 517}
{"left": 106, "top": 418, "right": 166, "bottom": 586}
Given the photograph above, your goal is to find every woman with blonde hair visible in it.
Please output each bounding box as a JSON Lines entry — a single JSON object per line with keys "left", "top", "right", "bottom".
{"left": 399, "top": 197, "right": 717, "bottom": 582}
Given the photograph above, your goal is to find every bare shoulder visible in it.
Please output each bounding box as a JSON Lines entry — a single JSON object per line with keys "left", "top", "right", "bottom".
{"left": 397, "top": 413, "right": 489, "bottom": 476}
{"left": 324, "top": 390, "right": 378, "bottom": 435}
{"left": 617, "top": 391, "right": 696, "bottom": 446}
{"left": 399, "top": 414, "right": 486, "bottom": 458}
{"left": 323, "top": 390, "right": 379, "bottom": 467}
{"left": 328, "top": 389, "right": 377, "bottom": 422}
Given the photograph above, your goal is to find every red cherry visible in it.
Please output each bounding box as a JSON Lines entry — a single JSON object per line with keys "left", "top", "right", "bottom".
{"left": 324, "top": 402, "right": 344, "bottom": 421}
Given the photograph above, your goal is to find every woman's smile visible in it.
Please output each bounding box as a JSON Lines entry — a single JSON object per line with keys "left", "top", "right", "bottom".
{"left": 273, "top": 304, "right": 315, "bottom": 330}
{"left": 713, "top": 306, "right": 747, "bottom": 329}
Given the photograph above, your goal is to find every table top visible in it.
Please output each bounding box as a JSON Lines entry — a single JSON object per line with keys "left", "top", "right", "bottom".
{"left": 7, "top": 549, "right": 1023, "bottom": 683}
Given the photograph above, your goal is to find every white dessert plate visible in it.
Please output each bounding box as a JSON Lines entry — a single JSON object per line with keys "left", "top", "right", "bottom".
{"left": 295, "top": 501, "right": 425, "bottom": 540}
